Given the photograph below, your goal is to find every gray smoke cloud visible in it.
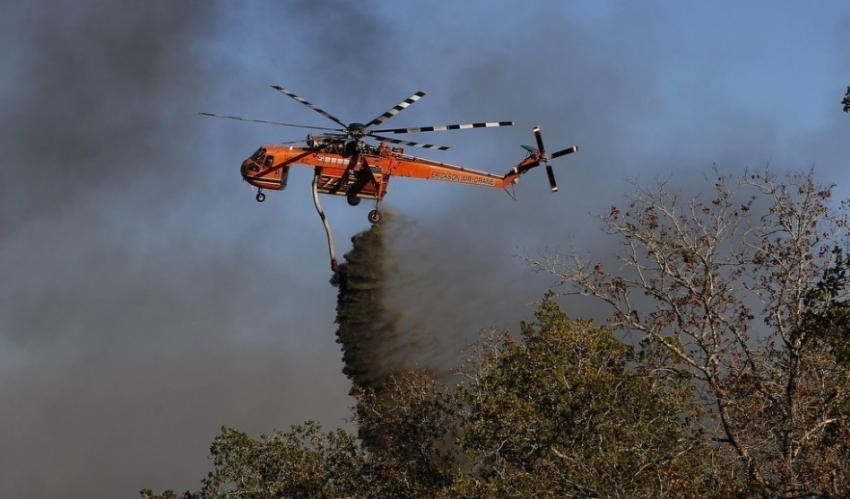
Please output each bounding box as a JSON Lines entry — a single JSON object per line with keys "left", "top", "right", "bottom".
{"left": 332, "top": 210, "right": 539, "bottom": 395}
{"left": 331, "top": 211, "right": 523, "bottom": 453}
{"left": 2, "top": 1, "right": 847, "bottom": 498}
{"left": 0, "top": 1, "right": 395, "bottom": 497}
{"left": 332, "top": 218, "right": 404, "bottom": 391}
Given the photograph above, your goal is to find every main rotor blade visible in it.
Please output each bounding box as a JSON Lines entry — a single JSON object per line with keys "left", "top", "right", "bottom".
{"left": 371, "top": 134, "right": 451, "bottom": 151}
{"left": 371, "top": 121, "right": 514, "bottom": 134}
{"left": 551, "top": 145, "right": 578, "bottom": 159}
{"left": 545, "top": 163, "right": 558, "bottom": 192}
{"left": 271, "top": 85, "right": 348, "bottom": 128}
{"left": 199, "top": 112, "right": 342, "bottom": 132}
{"left": 364, "top": 91, "right": 427, "bottom": 128}
{"left": 533, "top": 126, "right": 546, "bottom": 154}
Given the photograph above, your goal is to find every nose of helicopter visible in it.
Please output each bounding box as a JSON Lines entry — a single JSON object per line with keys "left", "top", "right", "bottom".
{"left": 240, "top": 157, "right": 260, "bottom": 178}
{"left": 241, "top": 147, "right": 269, "bottom": 180}
{"left": 239, "top": 148, "right": 288, "bottom": 193}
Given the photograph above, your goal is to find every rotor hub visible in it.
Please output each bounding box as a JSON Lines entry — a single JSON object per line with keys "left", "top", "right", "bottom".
{"left": 346, "top": 123, "right": 369, "bottom": 137}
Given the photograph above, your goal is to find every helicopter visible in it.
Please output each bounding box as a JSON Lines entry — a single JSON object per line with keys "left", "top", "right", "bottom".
{"left": 201, "top": 86, "right": 578, "bottom": 270}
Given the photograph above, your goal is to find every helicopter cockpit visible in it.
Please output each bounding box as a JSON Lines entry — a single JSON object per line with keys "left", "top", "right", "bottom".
{"left": 240, "top": 147, "right": 289, "bottom": 194}
{"left": 242, "top": 147, "right": 273, "bottom": 173}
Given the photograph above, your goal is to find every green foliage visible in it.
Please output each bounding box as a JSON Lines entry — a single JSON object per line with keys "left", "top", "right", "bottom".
{"left": 530, "top": 169, "right": 849, "bottom": 497}
{"left": 800, "top": 248, "right": 850, "bottom": 489}
{"left": 141, "top": 422, "right": 365, "bottom": 499}
{"left": 353, "top": 371, "right": 461, "bottom": 497}
{"left": 457, "top": 292, "right": 722, "bottom": 498}
{"left": 141, "top": 295, "right": 727, "bottom": 498}
{"left": 804, "top": 247, "right": 850, "bottom": 365}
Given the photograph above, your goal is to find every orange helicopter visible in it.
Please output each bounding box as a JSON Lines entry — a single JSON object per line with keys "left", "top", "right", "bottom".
{"left": 202, "top": 86, "right": 578, "bottom": 270}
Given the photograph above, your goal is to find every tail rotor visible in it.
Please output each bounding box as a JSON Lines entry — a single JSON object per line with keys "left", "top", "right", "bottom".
{"left": 522, "top": 126, "right": 578, "bottom": 192}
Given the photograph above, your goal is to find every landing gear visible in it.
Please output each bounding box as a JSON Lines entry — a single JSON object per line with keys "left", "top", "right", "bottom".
{"left": 368, "top": 209, "right": 383, "bottom": 224}
{"left": 256, "top": 190, "right": 266, "bottom": 202}
{"left": 347, "top": 195, "right": 361, "bottom": 206}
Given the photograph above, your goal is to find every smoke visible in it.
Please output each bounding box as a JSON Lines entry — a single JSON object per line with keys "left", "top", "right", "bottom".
{"left": 332, "top": 212, "right": 478, "bottom": 452}
{"left": 332, "top": 218, "right": 401, "bottom": 391}
{"left": 0, "top": 2, "right": 367, "bottom": 497}
{"left": 3, "top": 1, "right": 847, "bottom": 498}
{"left": 332, "top": 212, "right": 456, "bottom": 393}
{"left": 0, "top": 1, "right": 215, "bottom": 225}
{"left": 330, "top": 209, "right": 548, "bottom": 453}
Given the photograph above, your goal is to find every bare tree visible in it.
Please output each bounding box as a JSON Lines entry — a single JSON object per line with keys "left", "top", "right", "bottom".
{"left": 529, "top": 169, "right": 849, "bottom": 497}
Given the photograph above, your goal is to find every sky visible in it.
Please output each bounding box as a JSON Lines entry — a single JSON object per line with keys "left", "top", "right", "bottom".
{"left": 0, "top": 1, "right": 848, "bottom": 497}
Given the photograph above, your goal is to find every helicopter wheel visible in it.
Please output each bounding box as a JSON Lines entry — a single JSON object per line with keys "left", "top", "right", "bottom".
{"left": 347, "top": 195, "right": 361, "bottom": 206}
{"left": 256, "top": 191, "right": 266, "bottom": 202}
{"left": 368, "top": 209, "right": 382, "bottom": 224}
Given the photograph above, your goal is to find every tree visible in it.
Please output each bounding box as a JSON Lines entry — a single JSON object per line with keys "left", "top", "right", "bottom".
{"left": 528, "top": 169, "right": 849, "bottom": 497}
{"left": 140, "top": 422, "right": 365, "bottom": 499}
{"left": 141, "top": 168, "right": 848, "bottom": 497}
{"left": 803, "top": 248, "right": 850, "bottom": 365}
{"left": 142, "top": 297, "right": 727, "bottom": 498}
{"left": 352, "top": 371, "right": 461, "bottom": 498}
{"left": 455, "top": 293, "right": 724, "bottom": 498}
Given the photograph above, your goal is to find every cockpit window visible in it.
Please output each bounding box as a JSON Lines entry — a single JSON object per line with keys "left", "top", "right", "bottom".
{"left": 250, "top": 148, "right": 266, "bottom": 161}
{"left": 264, "top": 155, "right": 274, "bottom": 168}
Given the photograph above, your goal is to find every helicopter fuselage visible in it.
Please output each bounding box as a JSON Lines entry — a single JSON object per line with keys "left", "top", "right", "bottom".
{"left": 240, "top": 138, "right": 527, "bottom": 204}
{"left": 204, "top": 85, "right": 578, "bottom": 269}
